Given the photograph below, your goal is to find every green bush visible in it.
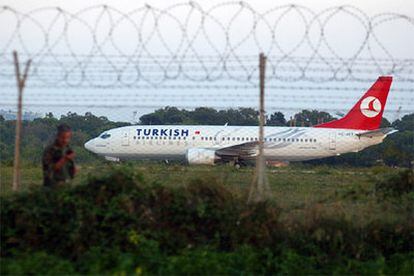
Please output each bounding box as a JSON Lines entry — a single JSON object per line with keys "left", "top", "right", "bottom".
{"left": 376, "top": 169, "right": 414, "bottom": 197}
{"left": 1, "top": 252, "right": 75, "bottom": 275}
{"left": 1, "top": 165, "right": 413, "bottom": 274}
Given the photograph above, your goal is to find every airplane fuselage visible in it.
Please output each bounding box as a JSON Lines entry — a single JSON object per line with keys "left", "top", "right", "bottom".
{"left": 84, "top": 125, "right": 385, "bottom": 162}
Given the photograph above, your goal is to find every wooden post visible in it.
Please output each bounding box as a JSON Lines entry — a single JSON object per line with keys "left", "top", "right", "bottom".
{"left": 248, "top": 53, "right": 270, "bottom": 204}
{"left": 12, "top": 51, "right": 31, "bottom": 191}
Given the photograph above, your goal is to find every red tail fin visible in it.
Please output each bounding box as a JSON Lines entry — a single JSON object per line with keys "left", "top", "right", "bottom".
{"left": 314, "top": 76, "right": 392, "bottom": 130}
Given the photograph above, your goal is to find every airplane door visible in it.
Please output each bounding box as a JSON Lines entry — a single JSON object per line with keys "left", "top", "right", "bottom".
{"left": 122, "top": 130, "right": 129, "bottom": 146}
{"left": 329, "top": 132, "right": 336, "bottom": 150}
{"left": 214, "top": 132, "right": 225, "bottom": 146}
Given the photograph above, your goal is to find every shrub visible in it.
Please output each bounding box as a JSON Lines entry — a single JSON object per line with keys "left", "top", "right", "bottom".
{"left": 1, "top": 165, "right": 413, "bottom": 274}
{"left": 375, "top": 169, "right": 414, "bottom": 197}
{"left": 0, "top": 252, "right": 75, "bottom": 275}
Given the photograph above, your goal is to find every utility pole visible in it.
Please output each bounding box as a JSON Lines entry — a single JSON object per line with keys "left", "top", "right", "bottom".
{"left": 12, "top": 51, "right": 31, "bottom": 191}
{"left": 248, "top": 53, "right": 270, "bottom": 203}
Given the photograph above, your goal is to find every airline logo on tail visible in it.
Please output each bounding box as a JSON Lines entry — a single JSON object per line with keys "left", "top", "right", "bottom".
{"left": 315, "top": 76, "right": 392, "bottom": 130}
{"left": 360, "top": 96, "right": 381, "bottom": 118}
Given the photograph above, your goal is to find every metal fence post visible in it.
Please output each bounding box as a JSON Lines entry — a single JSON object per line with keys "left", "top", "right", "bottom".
{"left": 248, "top": 53, "right": 270, "bottom": 203}
{"left": 12, "top": 51, "right": 31, "bottom": 191}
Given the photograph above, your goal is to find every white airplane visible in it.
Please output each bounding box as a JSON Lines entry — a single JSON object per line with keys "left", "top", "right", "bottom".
{"left": 84, "top": 76, "right": 396, "bottom": 166}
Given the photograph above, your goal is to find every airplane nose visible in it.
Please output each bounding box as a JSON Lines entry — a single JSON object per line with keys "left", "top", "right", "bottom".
{"left": 84, "top": 140, "right": 94, "bottom": 152}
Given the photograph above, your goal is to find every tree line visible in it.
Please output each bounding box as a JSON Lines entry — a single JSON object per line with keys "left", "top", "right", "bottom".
{"left": 139, "top": 107, "right": 336, "bottom": 127}
{"left": 0, "top": 108, "right": 413, "bottom": 166}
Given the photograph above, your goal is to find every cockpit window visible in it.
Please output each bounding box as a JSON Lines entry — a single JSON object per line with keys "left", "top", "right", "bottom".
{"left": 100, "top": 133, "right": 111, "bottom": 139}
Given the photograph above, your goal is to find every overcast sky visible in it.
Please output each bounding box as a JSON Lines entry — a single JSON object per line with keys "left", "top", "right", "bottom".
{"left": 5, "top": 0, "right": 414, "bottom": 15}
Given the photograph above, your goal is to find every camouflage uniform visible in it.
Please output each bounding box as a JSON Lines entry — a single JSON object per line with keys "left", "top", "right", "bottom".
{"left": 42, "top": 140, "right": 75, "bottom": 187}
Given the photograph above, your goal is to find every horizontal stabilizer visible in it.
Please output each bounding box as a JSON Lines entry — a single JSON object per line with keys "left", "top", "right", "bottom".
{"left": 356, "top": 127, "right": 398, "bottom": 138}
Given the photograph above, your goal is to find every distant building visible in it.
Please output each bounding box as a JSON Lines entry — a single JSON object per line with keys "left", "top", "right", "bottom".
{"left": 0, "top": 109, "right": 41, "bottom": 121}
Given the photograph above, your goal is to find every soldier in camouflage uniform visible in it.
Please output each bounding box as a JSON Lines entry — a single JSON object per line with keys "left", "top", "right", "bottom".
{"left": 42, "top": 124, "right": 76, "bottom": 187}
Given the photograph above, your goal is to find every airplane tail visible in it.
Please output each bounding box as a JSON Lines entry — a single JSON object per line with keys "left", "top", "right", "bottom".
{"left": 314, "top": 76, "right": 392, "bottom": 130}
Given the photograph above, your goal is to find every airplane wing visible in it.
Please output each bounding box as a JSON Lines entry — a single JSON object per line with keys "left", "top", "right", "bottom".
{"left": 214, "top": 141, "right": 258, "bottom": 160}
{"left": 356, "top": 127, "right": 398, "bottom": 138}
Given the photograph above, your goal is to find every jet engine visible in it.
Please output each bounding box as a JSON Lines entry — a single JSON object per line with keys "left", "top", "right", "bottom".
{"left": 186, "top": 148, "right": 219, "bottom": 165}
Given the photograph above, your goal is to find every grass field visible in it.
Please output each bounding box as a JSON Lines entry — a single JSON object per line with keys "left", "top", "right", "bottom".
{"left": 1, "top": 162, "right": 381, "bottom": 195}
{"left": 0, "top": 162, "right": 401, "bottom": 221}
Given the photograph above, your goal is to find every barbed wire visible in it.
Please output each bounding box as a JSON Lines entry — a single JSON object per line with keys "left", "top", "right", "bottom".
{"left": 0, "top": 2, "right": 413, "bottom": 88}
{"left": 0, "top": 83, "right": 413, "bottom": 93}
{"left": 1, "top": 87, "right": 413, "bottom": 114}
{"left": 0, "top": 101, "right": 407, "bottom": 114}
{"left": 2, "top": 90, "right": 413, "bottom": 101}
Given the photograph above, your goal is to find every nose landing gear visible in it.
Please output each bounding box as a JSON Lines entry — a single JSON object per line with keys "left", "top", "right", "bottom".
{"left": 229, "top": 158, "right": 244, "bottom": 169}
